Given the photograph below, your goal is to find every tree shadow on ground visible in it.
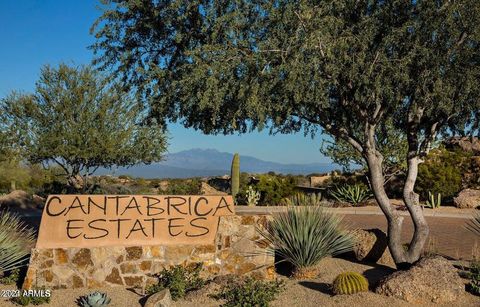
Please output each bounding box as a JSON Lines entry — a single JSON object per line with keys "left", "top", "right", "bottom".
{"left": 298, "top": 281, "right": 333, "bottom": 295}
{"left": 334, "top": 252, "right": 396, "bottom": 289}
{"left": 362, "top": 265, "right": 396, "bottom": 289}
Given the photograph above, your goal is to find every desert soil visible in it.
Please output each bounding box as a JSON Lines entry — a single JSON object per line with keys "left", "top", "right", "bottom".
{"left": 1, "top": 257, "right": 478, "bottom": 307}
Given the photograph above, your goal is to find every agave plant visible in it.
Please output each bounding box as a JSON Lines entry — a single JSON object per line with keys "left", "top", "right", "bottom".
{"left": 78, "top": 292, "right": 111, "bottom": 307}
{"left": 329, "top": 184, "right": 372, "bottom": 205}
{"left": 0, "top": 210, "right": 35, "bottom": 274}
{"left": 259, "top": 206, "right": 353, "bottom": 279}
{"left": 282, "top": 193, "right": 323, "bottom": 206}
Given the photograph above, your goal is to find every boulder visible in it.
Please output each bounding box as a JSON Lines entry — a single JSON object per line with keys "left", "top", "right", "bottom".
{"left": 351, "top": 229, "right": 395, "bottom": 267}
{"left": 144, "top": 289, "right": 172, "bottom": 307}
{"left": 200, "top": 182, "right": 227, "bottom": 195}
{"left": 376, "top": 256, "right": 464, "bottom": 304}
{"left": 454, "top": 189, "right": 480, "bottom": 209}
{"left": 0, "top": 190, "right": 44, "bottom": 213}
{"left": 444, "top": 137, "right": 480, "bottom": 155}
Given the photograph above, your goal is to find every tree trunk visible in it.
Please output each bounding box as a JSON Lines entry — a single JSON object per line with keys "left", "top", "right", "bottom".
{"left": 365, "top": 150, "right": 407, "bottom": 265}
{"left": 365, "top": 149, "right": 429, "bottom": 267}
{"left": 67, "top": 174, "right": 84, "bottom": 191}
{"left": 402, "top": 156, "right": 429, "bottom": 263}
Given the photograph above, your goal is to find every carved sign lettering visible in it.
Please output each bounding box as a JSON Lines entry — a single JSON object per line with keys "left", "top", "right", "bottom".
{"left": 36, "top": 195, "right": 235, "bottom": 248}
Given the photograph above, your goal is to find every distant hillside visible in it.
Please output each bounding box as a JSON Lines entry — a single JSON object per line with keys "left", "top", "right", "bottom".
{"left": 98, "top": 148, "right": 338, "bottom": 179}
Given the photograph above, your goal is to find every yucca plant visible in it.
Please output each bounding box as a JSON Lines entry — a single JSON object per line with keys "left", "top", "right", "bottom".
{"left": 0, "top": 210, "right": 35, "bottom": 275}
{"left": 466, "top": 213, "right": 480, "bottom": 237}
{"left": 425, "top": 191, "right": 442, "bottom": 209}
{"left": 259, "top": 206, "right": 353, "bottom": 279}
{"left": 329, "top": 184, "right": 372, "bottom": 205}
{"left": 282, "top": 193, "right": 323, "bottom": 206}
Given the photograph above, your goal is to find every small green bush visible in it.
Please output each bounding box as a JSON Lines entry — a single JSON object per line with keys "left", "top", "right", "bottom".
{"left": 145, "top": 263, "right": 205, "bottom": 301}
{"left": 11, "top": 288, "right": 51, "bottom": 306}
{"left": 466, "top": 262, "right": 480, "bottom": 296}
{"left": 212, "top": 277, "right": 285, "bottom": 307}
{"left": 332, "top": 272, "right": 369, "bottom": 295}
{"left": 417, "top": 148, "right": 471, "bottom": 200}
{"left": 329, "top": 184, "right": 372, "bottom": 205}
{"left": 259, "top": 206, "right": 353, "bottom": 277}
{"left": 0, "top": 268, "right": 21, "bottom": 285}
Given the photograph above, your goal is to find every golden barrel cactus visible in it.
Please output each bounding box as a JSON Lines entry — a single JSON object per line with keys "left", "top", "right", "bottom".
{"left": 332, "top": 272, "right": 369, "bottom": 295}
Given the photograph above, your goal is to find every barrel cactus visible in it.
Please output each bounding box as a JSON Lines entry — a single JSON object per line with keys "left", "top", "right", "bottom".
{"left": 332, "top": 272, "right": 369, "bottom": 295}
{"left": 231, "top": 153, "right": 240, "bottom": 198}
{"left": 78, "top": 292, "right": 111, "bottom": 307}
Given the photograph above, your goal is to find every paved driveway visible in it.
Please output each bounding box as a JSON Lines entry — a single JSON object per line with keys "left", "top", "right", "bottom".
{"left": 343, "top": 214, "right": 478, "bottom": 261}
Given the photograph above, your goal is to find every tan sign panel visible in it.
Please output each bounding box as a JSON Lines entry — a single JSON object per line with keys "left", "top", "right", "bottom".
{"left": 36, "top": 195, "right": 235, "bottom": 249}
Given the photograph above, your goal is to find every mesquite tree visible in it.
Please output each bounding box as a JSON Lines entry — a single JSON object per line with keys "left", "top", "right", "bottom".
{"left": 0, "top": 64, "right": 168, "bottom": 189}
{"left": 91, "top": 1, "right": 480, "bottom": 265}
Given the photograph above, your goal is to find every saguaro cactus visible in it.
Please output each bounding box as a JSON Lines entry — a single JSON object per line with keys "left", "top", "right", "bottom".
{"left": 231, "top": 153, "right": 240, "bottom": 198}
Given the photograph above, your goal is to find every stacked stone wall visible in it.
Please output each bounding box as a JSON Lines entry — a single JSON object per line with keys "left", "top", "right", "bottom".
{"left": 23, "top": 215, "right": 274, "bottom": 289}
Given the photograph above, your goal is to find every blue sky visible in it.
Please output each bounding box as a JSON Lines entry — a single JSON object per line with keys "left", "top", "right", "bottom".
{"left": 0, "top": 0, "right": 330, "bottom": 164}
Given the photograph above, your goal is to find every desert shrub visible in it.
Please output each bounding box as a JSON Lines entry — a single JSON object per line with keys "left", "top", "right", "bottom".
{"left": 259, "top": 206, "right": 353, "bottom": 278}
{"left": 0, "top": 161, "right": 30, "bottom": 193}
{"left": 416, "top": 148, "right": 471, "bottom": 200}
{"left": 145, "top": 263, "right": 205, "bottom": 301}
{"left": 466, "top": 261, "right": 480, "bottom": 296}
{"left": 0, "top": 211, "right": 35, "bottom": 274}
{"left": 11, "top": 288, "right": 51, "bottom": 306}
{"left": 89, "top": 184, "right": 133, "bottom": 195}
{"left": 212, "top": 277, "right": 285, "bottom": 307}
{"left": 0, "top": 162, "right": 57, "bottom": 194}
{"left": 255, "top": 174, "right": 296, "bottom": 205}
{"left": 332, "top": 272, "right": 369, "bottom": 295}
{"left": 329, "top": 183, "right": 372, "bottom": 205}
{"left": 77, "top": 291, "right": 111, "bottom": 307}
{"left": 164, "top": 179, "right": 202, "bottom": 195}
{"left": 0, "top": 268, "right": 20, "bottom": 285}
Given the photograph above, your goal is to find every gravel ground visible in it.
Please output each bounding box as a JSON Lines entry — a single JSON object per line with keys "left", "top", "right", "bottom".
{"left": 175, "top": 257, "right": 480, "bottom": 307}
{"left": 2, "top": 257, "right": 476, "bottom": 307}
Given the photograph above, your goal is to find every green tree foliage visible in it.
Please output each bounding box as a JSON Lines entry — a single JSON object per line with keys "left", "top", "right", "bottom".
{"left": 416, "top": 148, "right": 471, "bottom": 200}
{"left": 321, "top": 120, "right": 408, "bottom": 174}
{"left": 92, "top": 0, "right": 480, "bottom": 265}
{"left": 0, "top": 64, "right": 167, "bottom": 189}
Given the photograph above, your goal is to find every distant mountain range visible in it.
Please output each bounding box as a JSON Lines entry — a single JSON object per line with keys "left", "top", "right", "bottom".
{"left": 98, "top": 148, "right": 338, "bottom": 179}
